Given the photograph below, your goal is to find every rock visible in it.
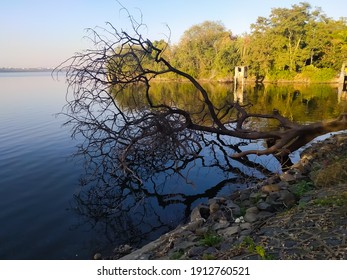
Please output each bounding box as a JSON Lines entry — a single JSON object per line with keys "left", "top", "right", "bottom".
{"left": 187, "top": 246, "right": 206, "bottom": 258}
{"left": 265, "top": 196, "right": 283, "bottom": 209}
{"left": 185, "top": 219, "right": 205, "bottom": 232}
{"left": 245, "top": 208, "right": 257, "bottom": 220}
{"left": 212, "top": 220, "right": 230, "bottom": 231}
{"left": 265, "top": 195, "right": 275, "bottom": 204}
{"left": 172, "top": 240, "right": 195, "bottom": 251}
{"left": 220, "top": 216, "right": 230, "bottom": 223}
{"left": 195, "top": 227, "right": 209, "bottom": 236}
{"left": 209, "top": 202, "right": 220, "bottom": 214}
{"left": 226, "top": 200, "right": 241, "bottom": 216}
{"left": 209, "top": 210, "right": 226, "bottom": 222}
{"left": 230, "top": 190, "right": 241, "bottom": 200}
{"left": 267, "top": 174, "right": 281, "bottom": 184}
{"left": 170, "top": 229, "right": 192, "bottom": 239}
{"left": 240, "top": 229, "right": 252, "bottom": 236}
{"left": 244, "top": 212, "right": 258, "bottom": 223}
{"left": 190, "top": 206, "right": 202, "bottom": 221}
{"left": 261, "top": 184, "right": 280, "bottom": 194}
{"left": 244, "top": 206, "right": 259, "bottom": 222}
{"left": 250, "top": 191, "right": 267, "bottom": 202}
{"left": 138, "top": 254, "right": 152, "bottom": 260}
{"left": 220, "top": 241, "right": 234, "bottom": 251}
{"left": 269, "top": 191, "right": 281, "bottom": 200}
{"left": 278, "top": 190, "right": 297, "bottom": 207}
{"left": 117, "top": 244, "right": 132, "bottom": 254}
{"left": 218, "top": 225, "right": 240, "bottom": 236}
{"left": 246, "top": 206, "right": 259, "bottom": 214}
{"left": 112, "top": 244, "right": 134, "bottom": 259}
{"left": 226, "top": 200, "right": 240, "bottom": 209}
{"left": 220, "top": 208, "right": 234, "bottom": 222}
{"left": 277, "top": 180, "right": 290, "bottom": 189}
{"left": 283, "top": 240, "right": 298, "bottom": 248}
{"left": 240, "top": 191, "right": 251, "bottom": 201}
{"left": 232, "top": 207, "right": 242, "bottom": 217}
{"left": 119, "top": 238, "right": 165, "bottom": 260}
{"left": 93, "top": 253, "right": 102, "bottom": 260}
{"left": 280, "top": 172, "right": 296, "bottom": 182}
{"left": 240, "top": 222, "right": 252, "bottom": 230}
{"left": 249, "top": 192, "right": 261, "bottom": 200}
{"left": 209, "top": 197, "right": 227, "bottom": 204}
{"left": 241, "top": 199, "right": 251, "bottom": 207}
{"left": 190, "top": 204, "right": 210, "bottom": 221}
{"left": 257, "top": 201, "right": 274, "bottom": 212}
{"left": 203, "top": 247, "right": 218, "bottom": 255}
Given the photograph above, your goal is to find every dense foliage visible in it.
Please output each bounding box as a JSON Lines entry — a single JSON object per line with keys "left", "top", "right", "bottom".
{"left": 138, "top": 2, "right": 347, "bottom": 81}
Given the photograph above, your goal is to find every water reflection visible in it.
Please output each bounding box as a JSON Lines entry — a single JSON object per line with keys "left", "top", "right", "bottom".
{"left": 234, "top": 82, "right": 246, "bottom": 104}
{"left": 70, "top": 82, "right": 347, "bottom": 255}
{"left": 338, "top": 83, "right": 347, "bottom": 102}
{"left": 71, "top": 130, "right": 276, "bottom": 254}
{"left": 116, "top": 82, "right": 347, "bottom": 123}
{"left": 247, "top": 83, "right": 347, "bottom": 122}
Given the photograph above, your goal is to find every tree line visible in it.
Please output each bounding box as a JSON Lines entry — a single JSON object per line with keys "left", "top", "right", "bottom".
{"left": 145, "top": 2, "right": 347, "bottom": 82}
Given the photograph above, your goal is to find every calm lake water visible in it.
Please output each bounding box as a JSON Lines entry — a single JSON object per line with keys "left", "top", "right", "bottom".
{"left": 0, "top": 72, "right": 346, "bottom": 259}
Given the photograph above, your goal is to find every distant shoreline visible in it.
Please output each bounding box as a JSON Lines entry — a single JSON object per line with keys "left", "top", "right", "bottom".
{"left": 0, "top": 68, "right": 53, "bottom": 73}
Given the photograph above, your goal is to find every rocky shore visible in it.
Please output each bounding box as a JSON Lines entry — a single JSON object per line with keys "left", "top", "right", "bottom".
{"left": 98, "top": 133, "right": 347, "bottom": 260}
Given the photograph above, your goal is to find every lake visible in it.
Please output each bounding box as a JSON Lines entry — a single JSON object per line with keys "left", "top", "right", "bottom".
{"left": 0, "top": 72, "right": 346, "bottom": 259}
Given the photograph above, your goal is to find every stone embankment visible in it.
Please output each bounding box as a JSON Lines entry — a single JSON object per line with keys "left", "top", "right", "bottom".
{"left": 99, "top": 133, "right": 347, "bottom": 260}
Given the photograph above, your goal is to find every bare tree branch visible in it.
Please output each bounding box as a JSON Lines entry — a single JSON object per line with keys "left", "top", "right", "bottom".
{"left": 54, "top": 9, "right": 347, "bottom": 182}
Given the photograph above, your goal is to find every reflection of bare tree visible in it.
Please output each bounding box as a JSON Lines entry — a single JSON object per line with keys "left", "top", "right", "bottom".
{"left": 70, "top": 130, "right": 273, "bottom": 252}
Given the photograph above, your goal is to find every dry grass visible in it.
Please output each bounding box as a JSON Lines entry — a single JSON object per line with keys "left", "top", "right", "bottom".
{"left": 311, "top": 155, "right": 347, "bottom": 188}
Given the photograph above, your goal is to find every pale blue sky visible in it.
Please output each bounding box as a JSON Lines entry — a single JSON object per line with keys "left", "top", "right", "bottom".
{"left": 0, "top": 0, "right": 345, "bottom": 68}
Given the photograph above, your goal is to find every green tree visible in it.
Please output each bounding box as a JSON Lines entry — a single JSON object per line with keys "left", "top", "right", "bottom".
{"left": 247, "top": 2, "right": 347, "bottom": 79}
{"left": 174, "top": 21, "right": 234, "bottom": 78}
{"left": 318, "top": 18, "right": 347, "bottom": 70}
{"left": 108, "top": 3, "right": 347, "bottom": 82}
{"left": 212, "top": 34, "right": 240, "bottom": 79}
{"left": 304, "top": 8, "right": 330, "bottom": 66}
{"left": 248, "top": 16, "right": 273, "bottom": 76}
{"left": 270, "top": 2, "right": 312, "bottom": 72}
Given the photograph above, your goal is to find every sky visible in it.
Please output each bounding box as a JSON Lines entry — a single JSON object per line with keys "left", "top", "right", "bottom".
{"left": 0, "top": 0, "right": 345, "bottom": 68}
